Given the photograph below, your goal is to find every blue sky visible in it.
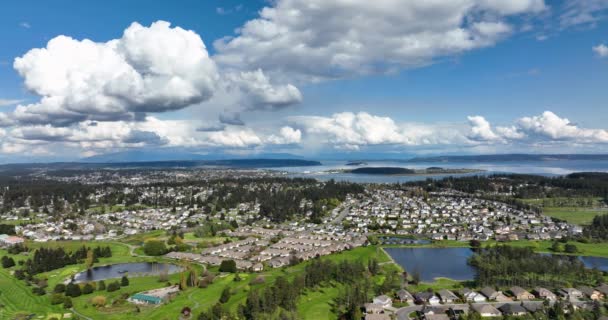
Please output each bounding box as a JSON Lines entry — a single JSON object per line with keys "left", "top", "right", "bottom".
{"left": 1, "top": 0, "right": 608, "bottom": 161}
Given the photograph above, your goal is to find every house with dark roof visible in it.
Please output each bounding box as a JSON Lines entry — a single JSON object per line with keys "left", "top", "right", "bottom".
{"left": 499, "top": 304, "right": 527, "bottom": 316}
{"left": 397, "top": 289, "right": 414, "bottom": 303}
{"left": 471, "top": 304, "right": 501, "bottom": 317}
{"left": 415, "top": 292, "right": 441, "bottom": 305}
{"left": 480, "top": 287, "right": 510, "bottom": 302}
{"left": 437, "top": 289, "right": 458, "bottom": 304}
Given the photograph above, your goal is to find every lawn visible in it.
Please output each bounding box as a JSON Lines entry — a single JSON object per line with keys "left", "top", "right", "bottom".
{"left": 298, "top": 284, "right": 341, "bottom": 320}
{"left": 541, "top": 207, "right": 607, "bottom": 225}
{"left": 406, "top": 277, "right": 467, "bottom": 292}
{"left": 519, "top": 196, "right": 607, "bottom": 225}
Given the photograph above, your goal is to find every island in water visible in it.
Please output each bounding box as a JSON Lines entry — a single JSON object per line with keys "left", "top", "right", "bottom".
{"left": 345, "top": 161, "right": 368, "bottom": 166}
{"left": 345, "top": 166, "right": 483, "bottom": 175}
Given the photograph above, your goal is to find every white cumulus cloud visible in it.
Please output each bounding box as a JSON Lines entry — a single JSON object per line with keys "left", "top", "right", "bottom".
{"left": 215, "top": 0, "right": 545, "bottom": 80}
{"left": 594, "top": 44, "right": 608, "bottom": 57}
{"left": 12, "top": 21, "right": 219, "bottom": 126}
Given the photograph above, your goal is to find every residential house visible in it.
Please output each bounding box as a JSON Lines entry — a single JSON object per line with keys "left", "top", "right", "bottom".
{"left": 533, "top": 287, "right": 557, "bottom": 301}
{"left": 373, "top": 295, "right": 392, "bottom": 308}
{"left": 471, "top": 304, "right": 501, "bottom": 317}
{"left": 415, "top": 292, "right": 441, "bottom": 305}
{"left": 459, "top": 288, "right": 486, "bottom": 303}
{"left": 578, "top": 286, "right": 604, "bottom": 301}
{"left": 364, "top": 303, "right": 385, "bottom": 314}
{"left": 437, "top": 289, "right": 458, "bottom": 304}
{"left": 499, "top": 304, "right": 527, "bottom": 316}
{"left": 480, "top": 287, "right": 510, "bottom": 302}
{"left": 522, "top": 302, "right": 543, "bottom": 313}
{"left": 559, "top": 288, "right": 584, "bottom": 300}
{"left": 397, "top": 289, "right": 414, "bottom": 303}
{"left": 510, "top": 286, "right": 535, "bottom": 300}
{"left": 365, "top": 314, "right": 390, "bottom": 320}
{"left": 596, "top": 284, "right": 608, "bottom": 297}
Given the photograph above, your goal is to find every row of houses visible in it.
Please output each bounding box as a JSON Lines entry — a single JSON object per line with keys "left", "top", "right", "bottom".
{"left": 366, "top": 284, "right": 608, "bottom": 320}
{"left": 387, "top": 285, "right": 608, "bottom": 307}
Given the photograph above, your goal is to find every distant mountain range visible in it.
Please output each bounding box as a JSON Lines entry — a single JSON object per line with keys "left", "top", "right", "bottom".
{"left": 406, "top": 154, "right": 608, "bottom": 163}
{"left": 0, "top": 159, "right": 321, "bottom": 174}
{"left": 82, "top": 150, "right": 305, "bottom": 162}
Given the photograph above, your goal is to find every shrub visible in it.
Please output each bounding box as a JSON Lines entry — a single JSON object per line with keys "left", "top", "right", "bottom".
{"left": 32, "top": 287, "right": 46, "bottom": 296}
{"left": 91, "top": 295, "right": 107, "bottom": 307}
{"left": 63, "top": 297, "right": 73, "bottom": 309}
{"left": 219, "top": 260, "right": 237, "bottom": 273}
{"left": 82, "top": 283, "right": 94, "bottom": 294}
{"left": 50, "top": 293, "right": 64, "bottom": 305}
{"left": 98, "top": 280, "right": 106, "bottom": 291}
{"left": 143, "top": 240, "right": 168, "bottom": 256}
{"left": 106, "top": 281, "right": 121, "bottom": 292}
{"left": 53, "top": 283, "right": 66, "bottom": 293}
{"left": 121, "top": 275, "right": 129, "bottom": 287}
{"left": 66, "top": 283, "right": 81, "bottom": 297}
{"left": 1, "top": 256, "right": 15, "bottom": 268}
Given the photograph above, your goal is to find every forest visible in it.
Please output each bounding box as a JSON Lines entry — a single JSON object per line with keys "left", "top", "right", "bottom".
{"left": 583, "top": 214, "right": 608, "bottom": 240}
{"left": 405, "top": 172, "right": 608, "bottom": 199}
{"left": 468, "top": 245, "right": 604, "bottom": 288}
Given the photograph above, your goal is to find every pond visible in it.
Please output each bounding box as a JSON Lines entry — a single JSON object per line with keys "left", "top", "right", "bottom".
{"left": 384, "top": 247, "right": 608, "bottom": 283}
{"left": 384, "top": 247, "right": 476, "bottom": 282}
{"left": 73, "top": 262, "right": 182, "bottom": 283}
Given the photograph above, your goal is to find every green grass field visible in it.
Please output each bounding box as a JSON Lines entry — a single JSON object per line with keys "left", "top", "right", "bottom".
{"left": 0, "top": 243, "right": 394, "bottom": 320}
{"left": 541, "top": 207, "right": 607, "bottom": 225}
{"left": 519, "top": 197, "right": 608, "bottom": 225}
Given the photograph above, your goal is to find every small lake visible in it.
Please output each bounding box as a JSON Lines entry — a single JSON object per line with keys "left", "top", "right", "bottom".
{"left": 384, "top": 247, "right": 608, "bottom": 282}
{"left": 73, "top": 262, "right": 182, "bottom": 283}
{"left": 384, "top": 247, "right": 476, "bottom": 282}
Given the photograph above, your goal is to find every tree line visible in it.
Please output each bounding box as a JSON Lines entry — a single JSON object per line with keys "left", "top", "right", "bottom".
{"left": 468, "top": 245, "right": 603, "bottom": 288}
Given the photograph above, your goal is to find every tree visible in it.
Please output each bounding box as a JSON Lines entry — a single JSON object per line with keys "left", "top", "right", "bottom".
{"left": 63, "top": 297, "right": 73, "bottom": 309}
{"left": 219, "top": 260, "right": 237, "bottom": 273}
{"left": 106, "top": 281, "right": 121, "bottom": 292}
{"left": 1, "top": 256, "right": 15, "bottom": 268}
{"left": 143, "top": 240, "right": 168, "bottom": 256}
{"left": 53, "top": 283, "right": 66, "bottom": 293}
{"left": 82, "top": 283, "right": 94, "bottom": 294}
{"left": 85, "top": 249, "right": 94, "bottom": 269}
{"left": 97, "top": 280, "right": 106, "bottom": 291}
{"left": 564, "top": 244, "right": 578, "bottom": 254}
{"left": 121, "top": 275, "right": 129, "bottom": 287}
{"left": 50, "top": 293, "right": 64, "bottom": 305}
{"left": 219, "top": 287, "right": 231, "bottom": 304}
{"left": 32, "top": 287, "right": 46, "bottom": 296}
{"left": 65, "top": 283, "right": 81, "bottom": 297}
{"left": 551, "top": 241, "right": 562, "bottom": 252}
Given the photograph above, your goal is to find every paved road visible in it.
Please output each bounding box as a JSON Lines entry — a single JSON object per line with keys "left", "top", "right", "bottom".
{"left": 331, "top": 206, "right": 350, "bottom": 225}
{"left": 394, "top": 301, "right": 547, "bottom": 320}
{"left": 71, "top": 308, "right": 93, "bottom": 320}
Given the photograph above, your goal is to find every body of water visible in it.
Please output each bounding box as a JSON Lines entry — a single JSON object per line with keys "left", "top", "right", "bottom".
{"left": 384, "top": 247, "right": 608, "bottom": 282}
{"left": 73, "top": 262, "right": 182, "bottom": 283}
{"left": 270, "top": 159, "right": 608, "bottom": 183}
